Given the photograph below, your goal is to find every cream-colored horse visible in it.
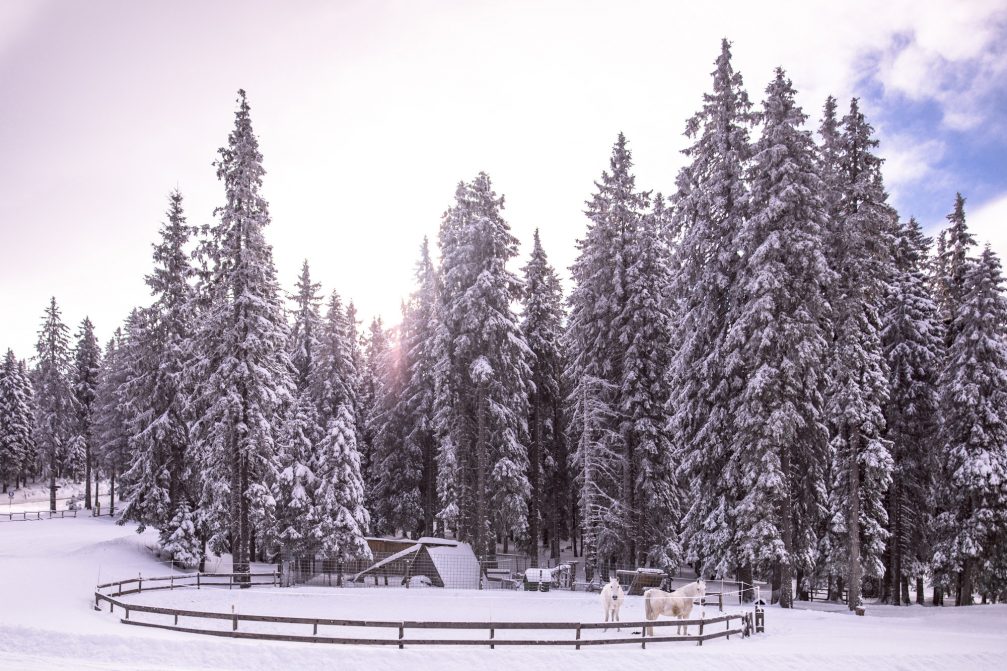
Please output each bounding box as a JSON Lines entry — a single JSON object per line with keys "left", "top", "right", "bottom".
{"left": 643, "top": 579, "right": 706, "bottom": 636}
{"left": 600, "top": 576, "right": 625, "bottom": 631}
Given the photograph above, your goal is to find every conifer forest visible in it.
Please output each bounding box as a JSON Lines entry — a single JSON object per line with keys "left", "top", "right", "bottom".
{"left": 5, "top": 39, "right": 1007, "bottom": 613}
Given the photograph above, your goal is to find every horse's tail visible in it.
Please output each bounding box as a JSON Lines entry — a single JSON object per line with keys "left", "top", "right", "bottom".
{"left": 644, "top": 589, "right": 656, "bottom": 620}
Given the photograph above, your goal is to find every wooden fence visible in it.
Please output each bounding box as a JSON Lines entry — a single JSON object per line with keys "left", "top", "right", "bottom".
{"left": 0, "top": 509, "right": 112, "bottom": 521}
{"left": 94, "top": 572, "right": 750, "bottom": 649}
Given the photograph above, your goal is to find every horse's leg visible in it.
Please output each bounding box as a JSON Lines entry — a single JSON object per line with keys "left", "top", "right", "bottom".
{"left": 615, "top": 602, "right": 621, "bottom": 632}
{"left": 604, "top": 605, "right": 609, "bottom": 632}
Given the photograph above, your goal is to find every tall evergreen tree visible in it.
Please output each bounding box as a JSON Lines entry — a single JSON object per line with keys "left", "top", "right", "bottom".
{"left": 669, "top": 39, "right": 756, "bottom": 591}
{"left": 0, "top": 350, "right": 34, "bottom": 491}
{"left": 434, "top": 173, "right": 531, "bottom": 558}
{"left": 369, "top": 318, "right": 418, "bottom": 535}
{"left": 119, "top": 190, "right": 199, "bottom": 563}
{"left": 566, "top": 133, "right": 648, "bottom": 571}
{"left": 882, "top": 218, "right": 942, "bottom": 605}
{"left": 620, "top": 195, "right": 680, "bottom": 567}
{"left": 936, "top": 245, "right": 1007, "bottom": 605}
{"left": 72, "top": 318, "right": 101, "bottom": 508}
{"left": 187, "top": 90, "right": 295, "bottom": 582}
{"left": 403, "top": 239, "right": 441, "bottom": 535}
{"left": 522, "top": 229, "right": 567, "bottom": 566}
{"left": 94, "top": 320, "right": 142, "bottom": 516}
{"left": 33, "top": 297, "right": 78, "bottom": 511}
{"left": 823, "top": 98, "right": 896, "bottom": 610}
{"left": 725, "top": 69, "right": 832, "bottom": 608}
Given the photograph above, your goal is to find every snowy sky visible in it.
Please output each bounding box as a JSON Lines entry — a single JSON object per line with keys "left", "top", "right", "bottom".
{"left": 1, "top": 0, "right": 1005, "bottom": 359}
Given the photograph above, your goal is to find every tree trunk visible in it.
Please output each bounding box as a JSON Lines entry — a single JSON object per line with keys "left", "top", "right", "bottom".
{"left": 528, "top": 386, "right": 543, "bottom": 568}
{"left": 933, "top": 585, "right": 942, "bottom": 606}
{"left": 796, "top": 568, "right": 809, "bottom": 601}
{"left": 916, "top": 576, "right": 925, "bottom": 605}
{"left": 49, "top": 452, "right": 57, "bottom": 512}
{"left": 109, "top": 468, "right": 116, "bottom": 515}
{"left": 885, "top": 480, "right": 898, "bottom": 604}
{"left": 474, "top": 382, "right": 489, "bottom": 561}
{"left": 847, "top": 428, "right": 862, "bottom": 611}
{"left": 780, "top": 442, "right": 794, "bottom": 608}
{"left": 84, "top": 441, "right": 92, "bottom": 510}
{"left": 738, "top": 563, "right": 754, "bottom": 603}
{"left": 960, "top": 560, "right": 974, "bottom": 606}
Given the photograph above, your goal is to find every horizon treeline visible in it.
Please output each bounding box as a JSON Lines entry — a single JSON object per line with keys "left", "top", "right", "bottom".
{"left": 1, "top": 40, "right": 1005, "bottom": 608}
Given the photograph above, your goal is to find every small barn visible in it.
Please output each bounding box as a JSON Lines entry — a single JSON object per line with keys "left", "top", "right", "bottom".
{"left": 352, "top": 537, "right": 480, "bottom": 589}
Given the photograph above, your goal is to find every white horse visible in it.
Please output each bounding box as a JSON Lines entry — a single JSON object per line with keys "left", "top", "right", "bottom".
{"left": 600, "top": 576, "right": 625, "bottom": 631}
{"left": 643, "top": 579, "right": 706, "bottom": 636}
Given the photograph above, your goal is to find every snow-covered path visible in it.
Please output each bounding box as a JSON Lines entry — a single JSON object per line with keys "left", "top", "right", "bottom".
{"left": 2, "top": 518, "right": 1005, "bottom": 670}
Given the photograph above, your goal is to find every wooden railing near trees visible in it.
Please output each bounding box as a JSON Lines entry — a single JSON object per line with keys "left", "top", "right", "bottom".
{"left": 93, "top": 572, "right": 750, "bottom": 649}
{"left": 0, "top": 509, "right": 109, "bottom": 521}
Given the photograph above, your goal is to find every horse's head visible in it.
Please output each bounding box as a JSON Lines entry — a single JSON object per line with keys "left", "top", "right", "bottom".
{"left": 696, "top": 579, "right": 706, "bottom": 595}
{"left": 609, "top": 577, "right": 623, "bottom": 599}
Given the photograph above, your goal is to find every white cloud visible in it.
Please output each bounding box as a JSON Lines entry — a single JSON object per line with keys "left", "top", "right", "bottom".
{"left": 967, "top": 192, "right": 1007, "bottom": 263}
{"left": 873, "top": 0, "right": 1007, "bottom": 130}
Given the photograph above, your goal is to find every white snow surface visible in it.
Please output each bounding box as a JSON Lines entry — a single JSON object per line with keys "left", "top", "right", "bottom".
{"left": 2, "top": 517, "right": 1006, "bottom": 670}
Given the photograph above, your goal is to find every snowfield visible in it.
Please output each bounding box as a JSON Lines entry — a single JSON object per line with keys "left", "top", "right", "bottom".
{"left": 1, "top": 518, "right": 1005, "bottom": 671}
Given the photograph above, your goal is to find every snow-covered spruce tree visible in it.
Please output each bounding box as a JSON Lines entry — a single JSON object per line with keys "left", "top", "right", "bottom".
{"left": 358, "top": 317, "right": 387, "bottom": 513}
{"left": 522, "top": 229, "right": 568, "bottom": 566}
{"left": 33, "top": 297, "right": 78, "bottom": 511}
{"left": 934, "top": 193, "right": 976, "bottom": 337}
{"left": 371, "top": 239, "right": 441, "bottom": 537}
{"left": 94, "top": 319, "right": 142, "bottom": 516}
{"left": 313, "top": 403, "right": 371, "bottom": 564}
{"left": 0, "top": 350, "right": 34, "bottom": 491}
{"left": 310, "top": 290, "right": 357, "bottom": 426}
{"left": 571, "top": 373, "right": 620, "bottom": 581}
{"left": 72, "top": 317, "right": 101, "bottom": 508}
{"left": 434, "top": 173, "right": 531, "bottom": 558}
{"left": 814, "top": 94, "right": 845, "bottom": 600}
{"left": 118, "top": 190, "right": 200, "bottom": 564}
{"left": 935, "top": 245, "right": 1007, "bottom": 605}
{"left": 621, "top": 195, "right": 681, "bottom": 568}
{"left": 565, "top": 133, "right": 648, "bottom": 569}
{"left": 289, "top": 260, "right": 323, "bottom": 393}
{"left": 881, "top": 218, "right": 942, "bottom": 605}
{"left": 187, "top": 91, "right": 295, "bottom": 582}
{"left": 368, "top": 317, "right": 417, "bottom": 536}
{"left": 669, "top": 39, "right": 756, "bottom": 592}
{"left": 724, "top": 69, "right": 832, "bottom": 609}
{"left": 403, "top": 238, "right": 441, "bottom": 535}
{"left": 271, "top": 393, "right": 321, "bottom": 558}
{"left": 823, "top": 98, "right": 897, "bottom": 611}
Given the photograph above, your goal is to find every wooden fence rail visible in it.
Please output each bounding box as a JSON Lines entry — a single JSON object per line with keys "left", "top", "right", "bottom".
{"left": 0, "top": 509, "right": 119, "bottom": 521}
{"left": 94, "top": 572, "right": 750, "bottom": 649}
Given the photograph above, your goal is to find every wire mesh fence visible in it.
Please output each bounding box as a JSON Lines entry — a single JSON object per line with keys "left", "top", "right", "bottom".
{"left": 279, "top": 540, "right": 750, "bottom": 599}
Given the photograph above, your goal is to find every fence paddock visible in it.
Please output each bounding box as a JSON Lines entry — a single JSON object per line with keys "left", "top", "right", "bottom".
{"left": 93, "top": 572, "right": 750, "bottom": 649}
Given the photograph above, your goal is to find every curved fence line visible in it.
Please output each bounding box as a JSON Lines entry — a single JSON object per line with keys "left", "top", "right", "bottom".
{"left": 93, "top": 572, "right": 752, "bottom": 649}
{"left": 0, "top": 509, "right": 116, "bottom": 521}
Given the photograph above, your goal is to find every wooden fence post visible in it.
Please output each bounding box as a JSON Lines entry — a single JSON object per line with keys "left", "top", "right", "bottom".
{"left": 490, "top": 627, "right": 495, "bottom": 650}
{"left": 197, "top": 573, "right": 201, "bottom": 590}
{"left": 718, "top": 592, "right": 723, "bottom": 612}
{"left": 232, "top": 606, "right": 238, "bottom": 631}
{"left": 575, "top": 624, "right": 582, "bottom": 650}
{"left": 698, "top": 617, "right": 704, "bottom": 646}
{"left": 641, "top": 622, "right": 646, "bottom": 649}
{"left": 398, "top": 624, "right": 404, "bottom": 649}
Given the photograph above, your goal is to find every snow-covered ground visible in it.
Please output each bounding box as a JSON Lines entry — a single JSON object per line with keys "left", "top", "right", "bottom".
{"left": 1, "top": 517, "right": 1005, "bottom": 670}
